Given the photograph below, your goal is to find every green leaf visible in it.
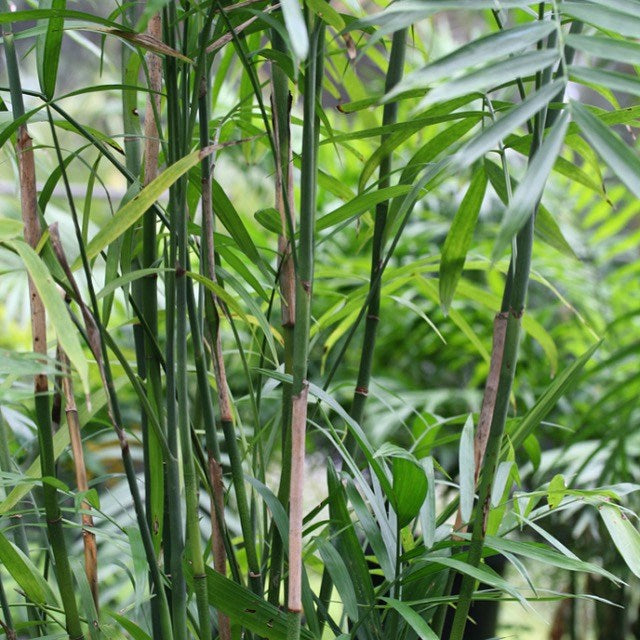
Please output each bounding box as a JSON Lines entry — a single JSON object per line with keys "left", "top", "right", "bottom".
{"left": 345, "top": 479, "right": 395, "bottom": 581}
{"left": 306, "top": 0, "right": 345, "bottom": 30}
{"left": 454, "top": 79, "right": 566, "bottom": 171}
{"left": 0, "top": 217, "right": 23, "bottom": 241}
{"left": 484, "top": 535, "right": 621, "bottom": 582}
{"left": 429, "top": 555, "right": 528, "bottom": 607}
{"left": 381, "top": 598, "right": 439, "bottom": 639}
{"left": 317, "top": 185, "right": 412, "bottom": 231}
{"left": 419, "top": 457, "right": 437, "bottom": 549}
{"left": 316, "top": 538, "right": 359, "bottom": 622}
{"left": 106, "top": 609, "right": 152, "bottom": 640}
{"left": 417, "top": 50, "right": 559, "bottom": 109}
{"left": 600, "top": 503, "right": 640, "bottom": 578}
{"left": 36, "top": 0, "right": 66, "bottom": 99}
{"left": 439, "top": 166, "right": 487, "bottom": 313}
{"left": 570, "top": 65, "right": 640, "bottom": 99}
{"left": 79, "top": 147, "right": 215, "bottom": 267}
{"left": 484, "top": 158, "right": 576, "bottom": 257}
{"left": 386, "top": 21, "right": 556, "bottom": 101}
{"left": 211, "top": 180, "right": 265, "bottom": 271}
{"left": 11, "top": 239, "right": 89, "bottom": 394}
{"left": 562, "top": 1, "right": 640, "bottom": 38}
{"left": 0, "top": 8, "right": 129, "bottom": 31}
{"left": 571, "top": 100, "right": 640, "bottom": 199}
{"left": 327, "top": 461, "right": 379, "bottom": 639}
{"left": 205, "top": 566, "right": 313, "bottom": 640}
{"left": 547, "top": 474, "right": 566, "bottom": 509}
{"left": 459, "top": 414, "right": 475, "bottom": 523}
{"left": 0, "top": 530, "right": 58, "bottom": 605}
{"left": 392, "top": 456, "right": 428, "bottom": 528}
{"left": 566, "top": 34, "right": 640, "bottom": 66}
{"left": 96, "top": 267, "right": 169, "bottom": 300}
{"left": 280, "top": 0, "right": 308, "bottom": 60}
{"left": 493, "top": 109, "right": 570, "bottom": 260}
{"left": 507, "top": 341, "right": 601, "bottom": 453}
{"left": 0, "top": 379, "right": 127, "bottom": 514}
{"left": 254, "top": 207, "right": 281, "bottom": 234}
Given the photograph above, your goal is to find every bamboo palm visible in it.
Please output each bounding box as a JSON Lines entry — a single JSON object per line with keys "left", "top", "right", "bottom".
{"left": 1, "top": 11, "right": 84, "bottom": 638}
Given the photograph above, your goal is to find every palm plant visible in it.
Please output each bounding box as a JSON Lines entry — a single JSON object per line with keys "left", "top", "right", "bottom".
{"left": 1, "top": 1, "right": 640, "bottom": 639}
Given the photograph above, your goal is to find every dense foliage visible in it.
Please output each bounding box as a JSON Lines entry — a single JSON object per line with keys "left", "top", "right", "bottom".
{"left": 2, "top": 1, "right": 640, "bottom": 639}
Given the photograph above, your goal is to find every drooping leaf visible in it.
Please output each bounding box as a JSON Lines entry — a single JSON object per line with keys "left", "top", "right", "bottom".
{"left": 0, "top": 530, "right": 58, "bottom": 605}
{"left": 11, "top": 239, "right": 89, "bottom": 394}
{"left": 562, "top": 1, "right": 640, "bottom": 39}
{"left": 439, "top": 166, "right": 487, "bottom": 313}
{"left": 417, "top": 50, "right": 559, "bottom": 109}
{"left": 316, "top": 538, "right": 359, "bottom": 622}
{"left": 570, "top": 66, "right": 640, "bottom": 100}
{"left": 280, "top": 0, "right": 308, "bottom": 60}
{"left": 36, "top": 0, "right": 66, "bottom": 99}
{"left": 381, "top": 598, "right": 439, "bottom": 639}
{"left": 459, "top": 414, "right": 475, "bottom": 523}
{"left": 566, "top": 34, "right": 640, "bottom": 66}
{"left": 386, "top": 21, "right": 556, "bottom": 102}
{"left": 493, "top": 109, "right": 570, "bottom": 260}
{"left": 571, "top": 100, "right": 640, "bottom": 199}
{"left": 454, "top": 79, "right": 566, "bottom": 171}
{"left": 600, "top": 503, "right": 640, "bottom": 578}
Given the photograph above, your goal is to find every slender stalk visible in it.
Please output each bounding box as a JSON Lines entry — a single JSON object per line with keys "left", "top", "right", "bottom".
{"left": 162, "top": 5, "right": 188, "bottom": 635}
{"left": 1, "top": 13, "right": 84, "bottom": 638}
{"left": 58, "top": 349, "right": 98, "bottom": 610}
{"left": 348, "top": 28, "right": 407, "bottom": 442}
{"left": 288, "top": 18, "right": 325, "bottom": 640}
{"left": 142, "top": 9, "right": 165, "bottom": 544}
{"left": 122, "top": 3, "right": 141, "bottom": 181}
{"left": 139, "top": 11, "right": 166, "bottom": 639}
{"left": 196, "top": 23, "right": 233, "bottom": 639}
{"left": 196, "top": 52, "right": 263, "bottom": 604}
{"left": 267, "top": 14, "right": 296, "bottom": 607}
{"left": 0, "top": 572, "right": 14, "bottom": 640}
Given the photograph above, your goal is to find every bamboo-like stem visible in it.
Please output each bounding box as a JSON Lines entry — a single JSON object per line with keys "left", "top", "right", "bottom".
{"left": 162, "top": 5, "right": 188, "bottom": 635}
{"left": 0, "top": 573, "right": 14, "bottom": 640}
{"left": 348, "top": 28, "right": 407, "bottom": 441}
{"left": 267, "top": 17, "right": 296, "bottom": 607}
{"left": 447, "top": 89, "right": 567, "bottom": 640}
{"left": 122, "top": 3, "right": 141, "bottom": 181}
{"left": 58, "top": 349, "right": 98, "bottom": 610}
{"left": 196, "top": 52, "right": 263, "bottom": 603}
{"left": 139, "top": 12, "right": 167, "bottom": 639}
{"left": 287, "top": 18, "right": 325, "bottom": 639}
{"left": 195, "top": 27, "right": 232, "bottom": 640}
{"left": 163, "top": 4, "right": 215, "bottom": 635}
{"left": 1, "top": 13, "right": 84, "bottom": 638}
